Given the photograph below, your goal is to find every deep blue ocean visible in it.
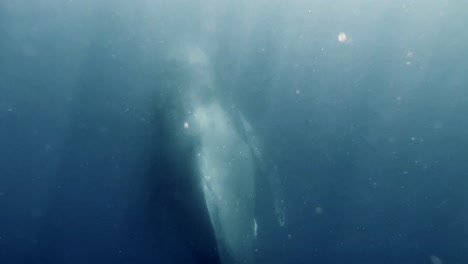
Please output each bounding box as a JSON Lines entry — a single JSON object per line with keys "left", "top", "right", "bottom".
{"left": 1, "top": 0, "right": 467, "bottom": 263}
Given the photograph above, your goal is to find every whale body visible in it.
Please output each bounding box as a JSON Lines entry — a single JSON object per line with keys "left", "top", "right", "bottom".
{"left": 193, "top": 102, "right": 256, "bottom": 264}
{"left": 178, "top": 45, "right": 258, "bottom": 264}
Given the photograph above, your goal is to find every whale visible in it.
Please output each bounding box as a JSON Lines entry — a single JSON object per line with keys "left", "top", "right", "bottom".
{"left": 175, "top": 44, "right": 259, "bottom": 264}
{"left": 193, "top": 102, "right": 256, "bottom": 264}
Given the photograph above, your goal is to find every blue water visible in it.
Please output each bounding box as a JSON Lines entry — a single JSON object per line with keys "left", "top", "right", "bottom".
{"left": 1, "top": 0, "right": 467, "bottom": 263}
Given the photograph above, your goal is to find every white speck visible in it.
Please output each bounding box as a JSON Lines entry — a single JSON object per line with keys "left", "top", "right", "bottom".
{"left": 183, "top": 122, "right": 189, "bottom": 129}
{"left": 7, "top": 108, "right": 13, "bottom": 112}
{"left": 338, "top": 32, "right": 347, "bottom": 43}
{"left": 430, "top": 254, "right": 442, "bottom": 264}
{"left": 411, "top": 137, "right": 416, "bottom": 141}
{"left": 315, "top": 207, "right": 323, "bottom": 215}
{"left": 295, "top": 89, "right": 301, "bottom": 94}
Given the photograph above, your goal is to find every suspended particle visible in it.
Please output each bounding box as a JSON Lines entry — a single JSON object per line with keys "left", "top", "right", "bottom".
{"left": 315, "top": 207, "right": 323, "bottom": 215}
{"left": 338, "top": 32, "right": 347, "bottom": 43}
{"left": 430, "top": 255, "right": 442, "bottom": 264}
